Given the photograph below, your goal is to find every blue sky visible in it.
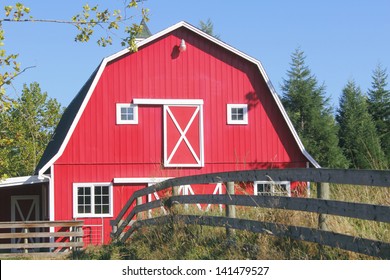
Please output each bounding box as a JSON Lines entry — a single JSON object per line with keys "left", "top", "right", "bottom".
{"left": 3, "top": 0, "right": 390, "bottom": 109}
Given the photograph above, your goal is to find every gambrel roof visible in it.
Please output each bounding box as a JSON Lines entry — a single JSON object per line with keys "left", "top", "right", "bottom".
{"left": 36, "top": 21, "right": 319, "bottom": 176}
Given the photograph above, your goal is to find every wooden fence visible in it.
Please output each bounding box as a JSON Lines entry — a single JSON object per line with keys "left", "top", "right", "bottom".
{"left": 0, "top": 220, "right": 84, "bottom": 259}
{"left": 110, "top": 168, "right": 390, "bottom": 259}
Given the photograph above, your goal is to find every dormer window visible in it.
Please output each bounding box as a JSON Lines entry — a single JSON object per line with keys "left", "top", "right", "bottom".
{"left": 116, "top": 104, "right": 138, "bottom": 124}
{"left": 227, "top": 104, "right": 248, "bottom": 125}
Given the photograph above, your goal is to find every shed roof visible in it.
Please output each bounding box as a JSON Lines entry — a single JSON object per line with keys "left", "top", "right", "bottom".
{"left": 36, "top": 21, "right": 319, "bottom": 176}
{"left": 0, "top": 175, "right": 49, "bottom": 188}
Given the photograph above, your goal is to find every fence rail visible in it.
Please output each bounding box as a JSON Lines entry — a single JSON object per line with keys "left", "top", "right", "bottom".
{"left": 110, "top": 168, "right": 390, "bottom": 259}
{"left": 0, "top": 220, "right": 84, "bottom": 259}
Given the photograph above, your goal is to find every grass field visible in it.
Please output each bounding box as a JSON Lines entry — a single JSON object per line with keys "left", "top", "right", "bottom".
{"left": 73, "top": 183, "right": 390, "bottom": 260}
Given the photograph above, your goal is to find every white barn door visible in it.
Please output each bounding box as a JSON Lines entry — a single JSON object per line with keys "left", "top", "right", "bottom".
{"left": 163, "top": 104, "right": 204, "bottom": 167}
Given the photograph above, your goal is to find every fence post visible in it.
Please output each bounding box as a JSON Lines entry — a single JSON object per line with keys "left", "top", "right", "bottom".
{"left": 317, "top": 182, "right": 330, "bottom": 231}
{"left": 225, "top": 181, "right": 236, "bottom": 238}
{"left": 172, "top": 185, "right": 179, "bottom": 196}
{"left": 136, "top": 196, "right": 143, "bottom": 220}
{"left": 169, "top": 185, "right": 180, "bottom": 215}
{"left": 23, "top": 228, "right": 28, "bottom": 254}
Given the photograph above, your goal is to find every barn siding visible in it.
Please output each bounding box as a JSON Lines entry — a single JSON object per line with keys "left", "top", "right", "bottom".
{"left": 51, "top": 26, "right": 309, "bottom": 243}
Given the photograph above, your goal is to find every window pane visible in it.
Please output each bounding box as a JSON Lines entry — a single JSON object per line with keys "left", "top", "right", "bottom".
{"left": 120, "top": 106, "right": 134, "bottom": 121}
{"left": 93, "top": 185, "right": 111, "bottom": 215}
{"left": 77, "top": 186, "right": 92, "bottom": 214}
{"left": 78, "top": 196, "right": 84, "bottom": 205}
{"left": 231, "top": 107, "right": 244, "bottom": 120}
{"left": 102, "top": 205, "right": 109, "bottom": 214}
{"left": 78, "top": 188, "right": 84, "bottom": 196}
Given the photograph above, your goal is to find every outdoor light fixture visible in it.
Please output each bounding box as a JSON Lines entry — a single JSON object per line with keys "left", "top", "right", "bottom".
{"left": 179, "top": 39, "right": 187, "bottom": 52}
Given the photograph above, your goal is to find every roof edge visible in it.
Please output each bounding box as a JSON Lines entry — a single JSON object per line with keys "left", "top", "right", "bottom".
{"left": 0, "top": 175, "right": 49, "bottom": 188}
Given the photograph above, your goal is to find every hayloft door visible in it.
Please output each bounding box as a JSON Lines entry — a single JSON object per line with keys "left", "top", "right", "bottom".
{"left": 163, "top": 104, "right": 204, "bottom": 167}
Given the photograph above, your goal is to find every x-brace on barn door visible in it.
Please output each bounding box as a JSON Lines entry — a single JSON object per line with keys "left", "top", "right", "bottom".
{"left": 163, "top": 104, "right": 204, "bottom": 167}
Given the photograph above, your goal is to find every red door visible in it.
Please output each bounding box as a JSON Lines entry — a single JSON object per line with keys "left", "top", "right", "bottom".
{"left": 163, "top": 104, "right": 204, "bottom": 167}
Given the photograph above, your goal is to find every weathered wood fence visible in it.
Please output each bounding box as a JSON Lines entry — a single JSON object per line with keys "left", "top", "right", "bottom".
{"left": 0, "top": 220, "right": 84, "bottom": 259}
{"left": 111, "top": 168, "right": 390, "bottom": 259}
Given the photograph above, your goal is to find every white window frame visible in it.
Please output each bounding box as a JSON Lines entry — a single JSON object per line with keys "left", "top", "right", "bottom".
{"left": 227, "top": 104, "right": 248, "bottom": 125}
{"left": 73, "top": 183, "right": 113, "bottom": 218}
{"left": 116, "top": 103, "right": 138, "bottom": 124}
{"left": 253, "top": 181, "right": 291, "bottom": 196}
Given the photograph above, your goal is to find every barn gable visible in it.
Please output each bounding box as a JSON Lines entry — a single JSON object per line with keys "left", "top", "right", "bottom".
{"left": 36, "top": 21, "right": 319, "bottom": 178}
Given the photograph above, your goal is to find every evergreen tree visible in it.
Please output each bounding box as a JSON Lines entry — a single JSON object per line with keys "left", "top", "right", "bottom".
{"left": 0, "top": 82, "right": 63, "bottom": 176}
{"left": 199, "top": 18, "right": 220, "bottom": 39}
{"left": 281, "top": 48, "right": 347, "bottom": 168}
{"left": 337, "top": 80, "right": 387, "bottom": 169}
{"left": 367, "top": 64, "right": 390, "bottom": 163}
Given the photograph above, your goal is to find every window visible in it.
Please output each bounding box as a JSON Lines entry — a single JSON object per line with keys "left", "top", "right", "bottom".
{"left": 116, "top": 103, "right": 138, "bottom": 124}
{"left": 73, "top": 183, "right": 113, "bottom": 217}
{"left": 227, "top": 104, "right": 248, "bottom": 124}
{"left": 254, "top": 181, "right": 290, "bottom": 196}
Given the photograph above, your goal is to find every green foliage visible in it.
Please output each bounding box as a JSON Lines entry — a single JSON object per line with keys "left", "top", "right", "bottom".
{"left": 281, "top": 48, "right": 347, "bottom": 168}
{"left": 336, "top": 80, "right": 387, "bottom": 169}
{"left": 199, "top": 18, "right": 220, "bottom": 39}
{"left": 0, "top": 82, "right": 63, "bottom": 177}
{"left": 367, "top": 64, "right": 390, "bottom": 163}
{"left": 71, "top": 1, "right": 149, "bottom": 50}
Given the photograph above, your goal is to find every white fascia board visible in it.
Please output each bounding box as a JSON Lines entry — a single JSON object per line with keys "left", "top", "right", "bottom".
{"left": 113, "top": 177, "right": 172, "bottom": 184}
{"left": 133, "top": 98, "right": 204, "bottom": 105}
{"left": 0, "top": 175, "right": 49, "bottom": 188}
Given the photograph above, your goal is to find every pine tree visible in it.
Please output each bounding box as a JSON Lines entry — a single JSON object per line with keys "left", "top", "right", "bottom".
{"left": 281, "top": 48, "right": 347, "bottom": 168}
{"left": 199, "top": 18, "right": 220, "bottom": 39}
{"left": 337, "top": 80, "right": 387, "bottom": 169}
{"left": 367, "top": 64, "right": 390, "bottom": 164}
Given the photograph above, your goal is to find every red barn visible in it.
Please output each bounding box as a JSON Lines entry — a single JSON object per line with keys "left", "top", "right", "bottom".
{"left": 1, "top": 21, "right": 318, "bottom": 245}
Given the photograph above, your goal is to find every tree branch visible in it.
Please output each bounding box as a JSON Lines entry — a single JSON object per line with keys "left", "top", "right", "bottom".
{"left": 0, "top": 65, "right": 36, "bottom": 88}
{"left": 0, "top": 17, "right": 135, "bottom": 25}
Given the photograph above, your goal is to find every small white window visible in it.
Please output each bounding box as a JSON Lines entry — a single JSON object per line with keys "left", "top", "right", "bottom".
{"left": 227, "top": 104, "right": 248, "bottom": 124}
{"left": 116, "top": 103, "right": 138, "bottom": 124}
{"left": 254, "top": 181, "right": 291, "bottom": 196}
{"left": 73, "top": 183, "right": 113, "bottom": 218}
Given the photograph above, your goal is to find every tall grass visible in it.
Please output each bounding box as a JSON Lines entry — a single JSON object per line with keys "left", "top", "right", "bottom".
{"left": 75, "top": 183, "right": 390, "bottom": 260}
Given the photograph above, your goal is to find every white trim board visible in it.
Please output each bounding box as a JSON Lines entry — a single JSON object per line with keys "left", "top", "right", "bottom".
{"left": 133, "top": 98, "right": 204, "bottom": 105}
{"left": 113, "top": 177, "right": 171, "bottom": 184}
{"left": 0, "top": 176, "right": 49, "bottom": 188}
